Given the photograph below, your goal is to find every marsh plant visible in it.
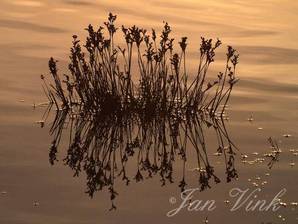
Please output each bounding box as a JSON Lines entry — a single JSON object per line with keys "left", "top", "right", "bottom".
{"left": 42, "top": 13, "right": 240, "bottom": 210}
{"left": 42, "top": 13, "right": 239, "bottom": 118}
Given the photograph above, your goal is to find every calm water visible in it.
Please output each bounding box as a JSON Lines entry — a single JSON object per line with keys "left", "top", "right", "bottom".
{"left": 0, "top": 0, "right": 298, "bottom": 223}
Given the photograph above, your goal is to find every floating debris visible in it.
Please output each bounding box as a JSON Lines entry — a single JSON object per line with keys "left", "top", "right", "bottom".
{"left": 247, "top": 114, "right": 254, "bottom": 122}
{"left": 189, "top": 168, "right": 199, "bottom": 172}
{"left": 70, "top": 114, "right": 78, "bottom": 119}
{"left": 1, "top": 191, "right": 7, "bottom": 195}
{"left": 189, "top": 168, "right": 206, "bottom": 173}
{"left": 204, "top": 217, "right": 209, "bottom": 224}
{"left": 223, "top": 117, "right": 229, "bottom": 121}
{"left": 261, "top": 181, "right": 267, "bottom": 186}
{"left": 290, "top": 202, "right": 298, "bottom": 206}
{"left": 55, "top": 108, "right": 64, "bottom": 112}
{"left": 265, "top": 173, "right": 270, "bottom": 176}
{"left": 35, "top": 120, "right": 45, "bottom": 128}
{"left": 289, "top": 162, "right": 295, "bottom": 167}
{"left": 224, "top": 200, "right": 230, "bottom": 204}
{"left": 241, "top": 154, "right": 248, "bottom": 159}
{"left": 283, "top": 134, "right": 292, "bottom": 138}
{"left": 33, "top": 201, "right": 40, "bottom": 207}
{"left": 247, "top": 160, "right": 256, "bottom": 165}
{"left": 252, "top": 182, "right": 259, "bottom": 187}
{"left": 257, "top": 127, "right": 263, "bottom": 130}
{"left": 255, "top": 158, "right": 265, "bottom": 163}
{"left": 213, "top": 152, "right": 222, "bottom": 156}
{"left": 263, "top": 153, "right": 273, "bottom": 158}
{"left": 252, "top": 152, "right": 259, "bottom": 156}
{"left": 255, "top": 176, "right": 261, "bottom": 180}
{"left": 220, "top": 104, "right": 229, "bottom": 108}
{"left": 37, "top": 102, "right": 50, "bottom": 107}
{"left": 199, "top": 168, "right": 206, "bottom": 173}
{"left": 272, "top": 149, "right": 282, "bottom": 153}
{"left": 19, "top": 99, "right": 25, "bottom": 102}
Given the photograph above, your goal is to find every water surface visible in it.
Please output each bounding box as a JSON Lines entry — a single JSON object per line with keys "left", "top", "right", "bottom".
{"left": 0, "top": 0, "right": 298, "bottom": 223}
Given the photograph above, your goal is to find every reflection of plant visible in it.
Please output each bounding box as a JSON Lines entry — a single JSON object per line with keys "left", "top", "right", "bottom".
{"left": 42, "top": 13, "right": 240, "bottom": 210}
{"left": 265, "top": 137, "right": 281, "bottom": 169}
{"left": 47, "top": 108, "right": 238, "bottom": 210}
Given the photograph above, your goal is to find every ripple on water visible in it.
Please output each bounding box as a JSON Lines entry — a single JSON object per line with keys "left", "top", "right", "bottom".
{"left": 11, "top": 1, "right": 44, "bottom": 7}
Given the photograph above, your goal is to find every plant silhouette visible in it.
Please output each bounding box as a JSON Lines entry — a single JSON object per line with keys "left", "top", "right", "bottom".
{"left": 42, "top": 13, "right": 240, "bottom": 210}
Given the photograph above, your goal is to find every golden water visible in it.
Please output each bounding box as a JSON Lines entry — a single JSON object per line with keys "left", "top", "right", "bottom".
{"left": 0, "top": 0, "right": 298, "bottom": 223}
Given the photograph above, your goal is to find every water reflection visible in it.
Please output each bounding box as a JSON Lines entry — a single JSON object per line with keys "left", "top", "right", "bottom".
{"left": 40, "top": 13, "right": 241, "bottom": 210}
{"left": 0, "top": 0, "right": 297, "bottom": 222}
{"left": 47, "top": 106, "right": 238, "bottom": 209}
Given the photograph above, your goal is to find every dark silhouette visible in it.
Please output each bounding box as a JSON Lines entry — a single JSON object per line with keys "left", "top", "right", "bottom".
{"left": 46, "top": 107, "right": 238, "bottom": 210}
{"left": 42, "top": 13, "right": 240, "bottom": 210}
